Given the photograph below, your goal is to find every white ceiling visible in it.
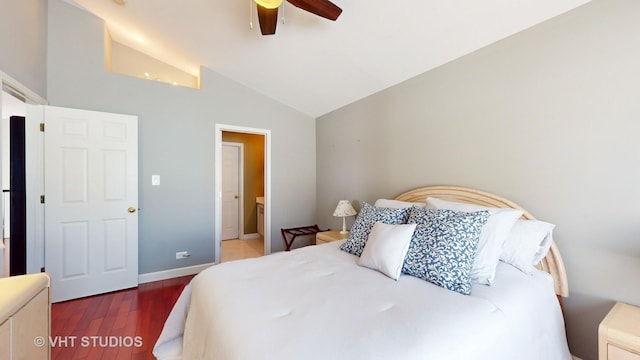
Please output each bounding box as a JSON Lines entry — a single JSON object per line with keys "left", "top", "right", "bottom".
{"left": 65, "top": 0, "right": 591, "bottom": 118}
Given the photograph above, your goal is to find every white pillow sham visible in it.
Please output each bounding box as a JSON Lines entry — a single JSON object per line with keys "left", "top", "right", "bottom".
{"left": 500, "top": 219, "right": 555, "bottom": 275}
{"left": 425, "top": 197, "right": 523, "bottom": 285}
{"left": 374, "top": 199, "right": 426, "bottom": 209}
{"left": 358, "top": 222, "right": 416, "bottom": 280}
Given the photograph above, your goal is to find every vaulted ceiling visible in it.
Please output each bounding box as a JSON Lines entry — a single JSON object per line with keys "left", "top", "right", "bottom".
{"left": 65, "top": 0, "right": 591, "bottom": 117}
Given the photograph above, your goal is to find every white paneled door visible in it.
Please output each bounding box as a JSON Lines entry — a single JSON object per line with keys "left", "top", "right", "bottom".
{"left": 44, "top": 106, "right": 138, "bottom": 303}
{"left": 221, "top": 143, "right": 241, "bottom": 240}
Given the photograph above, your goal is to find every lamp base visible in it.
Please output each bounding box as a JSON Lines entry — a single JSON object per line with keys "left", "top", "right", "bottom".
{"left": 340, "top": 216, "right": 349, "bottom": 235}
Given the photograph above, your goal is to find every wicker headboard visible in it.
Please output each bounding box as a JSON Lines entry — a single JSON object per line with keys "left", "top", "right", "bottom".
{"left": 394, "top": 185, "right": 569, "bottom": 298}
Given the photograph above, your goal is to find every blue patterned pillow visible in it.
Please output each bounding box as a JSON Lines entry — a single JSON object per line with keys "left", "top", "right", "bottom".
{"left": 340, "top": 202, "right": 411, "bottom": 257}
{"left": 402, "top": 208, "right": 490, "bottom": 295}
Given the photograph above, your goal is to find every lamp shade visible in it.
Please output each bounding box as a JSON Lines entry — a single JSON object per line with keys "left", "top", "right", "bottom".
{"left": 333, "top": 200, "right": 357, "bottom": 217}
{"left": 255, "top": 0, "right": 284, "bottom": 9}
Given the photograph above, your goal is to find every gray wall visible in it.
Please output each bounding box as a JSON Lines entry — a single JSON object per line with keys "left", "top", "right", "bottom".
{"left": 316, "top": 1, "right": 640, "bottom": 359}
{"left": 0, "top": 0, "right": 48, "bottom": 98}
{"left": 46, "top": 0, "right": 316, "bottom": 273}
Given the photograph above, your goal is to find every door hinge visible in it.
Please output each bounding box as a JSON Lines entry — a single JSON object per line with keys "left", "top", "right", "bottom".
{"left": 40, "top": 195, "right": 45, "bottom": 204}
{"left": 40, "top": 123, "right": 44, "bottom": 132}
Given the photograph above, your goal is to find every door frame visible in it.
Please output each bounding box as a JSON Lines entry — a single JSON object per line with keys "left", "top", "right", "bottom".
{"left": 214, "top": 124, "right": 271, "bottom": 263}
{"left": 1, "top": 71, "right": 47, "bottom": 275}
{"left": 221, "top": 141, "right": 244, "bottom": 240}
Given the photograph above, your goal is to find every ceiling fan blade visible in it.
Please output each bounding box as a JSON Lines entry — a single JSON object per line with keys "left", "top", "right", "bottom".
{"left": 286, "top": 0, "right": 342, "bottom": 21}
{"left": 256, "top": 5, "right": 278, "bottom": 35}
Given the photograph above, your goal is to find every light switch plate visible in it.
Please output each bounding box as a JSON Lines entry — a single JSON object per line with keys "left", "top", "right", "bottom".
{"left": 152, "top": 175, "right": 160, "bottom": 186}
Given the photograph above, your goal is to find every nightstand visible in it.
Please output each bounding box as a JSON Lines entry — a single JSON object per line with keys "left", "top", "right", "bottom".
{"left": 316, "top": 230, "right": 348, "bottom": 245}
{"left": 599, "top": 302, "right": 640, "bottom": 360}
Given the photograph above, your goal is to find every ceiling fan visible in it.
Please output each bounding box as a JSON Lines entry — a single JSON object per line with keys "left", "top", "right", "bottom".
{"left": 254, "top": 0, "right": 342, "bottom": 35}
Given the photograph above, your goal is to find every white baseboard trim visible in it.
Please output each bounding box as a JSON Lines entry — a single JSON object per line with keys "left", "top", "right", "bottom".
{"left": 572, "top": 355, "right": 583, "bottom": 360}
{"left": 138, "top": 262, "right": 216, "bottom": 284}
{"left": 242, "top": 233, "right": 261, "bottom": 240}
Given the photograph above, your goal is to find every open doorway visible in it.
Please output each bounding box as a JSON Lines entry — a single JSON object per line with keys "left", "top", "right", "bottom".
{"left": 220, "top": 133, "right": 263, "bottom": 262}
{"left": 214, "top": 124, "right": 271, "bottom": 264}
{"left": 0, "top": 73, "right": 47, "bottom": 278}
{"left": 1, "top": 89, "right": 27, "bottom": 277}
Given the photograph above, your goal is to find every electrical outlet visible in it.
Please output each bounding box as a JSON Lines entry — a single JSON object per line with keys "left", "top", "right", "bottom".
{"left": 176, "top": 251, "right": 190, "bottom": 259}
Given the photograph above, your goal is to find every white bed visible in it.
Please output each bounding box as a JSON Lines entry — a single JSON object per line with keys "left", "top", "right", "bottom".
{"left": 153, "top": 186, "right": 571, "bottom": 360}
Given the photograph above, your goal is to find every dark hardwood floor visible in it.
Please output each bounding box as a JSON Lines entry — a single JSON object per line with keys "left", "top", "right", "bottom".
{"left": 51, "top": 275, "right": 194, "bottom": 360}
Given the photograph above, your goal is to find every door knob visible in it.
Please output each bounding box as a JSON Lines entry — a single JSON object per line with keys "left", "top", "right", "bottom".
{"left": 234, "top": 195, "right": 239, "bottom": 199}
{"left": 128, "top": 207, "right": 136, "bottom": 213}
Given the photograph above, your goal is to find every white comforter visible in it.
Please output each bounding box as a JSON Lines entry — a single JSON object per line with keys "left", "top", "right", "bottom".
{"left": 154, "top": 241, "right": 571, "bottom": 360}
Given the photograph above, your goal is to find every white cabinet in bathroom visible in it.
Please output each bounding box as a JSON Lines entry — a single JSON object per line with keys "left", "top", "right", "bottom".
{"left": 256, "top": 197, "right": 264, "bottom": 237}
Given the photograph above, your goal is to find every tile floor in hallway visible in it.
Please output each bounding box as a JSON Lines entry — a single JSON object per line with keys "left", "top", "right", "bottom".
{"left": 220, "top": 237, "right": 264, "bottom": 262}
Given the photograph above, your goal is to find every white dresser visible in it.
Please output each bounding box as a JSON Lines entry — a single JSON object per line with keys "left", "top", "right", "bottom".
{"left": 0, "top": 273, "right": 51, "bottom": 360}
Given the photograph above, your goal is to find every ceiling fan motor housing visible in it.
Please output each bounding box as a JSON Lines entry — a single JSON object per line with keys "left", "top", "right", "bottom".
{"left": 255, "top": 0, "right": 342, "bottom": 35}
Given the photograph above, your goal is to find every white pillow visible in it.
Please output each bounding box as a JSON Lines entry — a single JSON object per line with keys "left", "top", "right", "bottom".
{"left": 425, "top": 197, "right": 523, "bottom": 285}
{"left": 374, "top": 199, "right": 426, "bottom": 209}
{"left": 358, "top": 222, "right": 417, "bottom": 280}
{"left": 500, "top": 219, "right": 555, "bottom": 275}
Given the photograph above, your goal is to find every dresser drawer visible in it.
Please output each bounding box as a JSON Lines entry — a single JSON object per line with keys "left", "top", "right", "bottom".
{"left": 609, "top": 344, "right": 640, "bottom": 360}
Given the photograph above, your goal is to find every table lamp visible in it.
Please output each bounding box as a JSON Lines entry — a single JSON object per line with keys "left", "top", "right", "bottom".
{"left": 333, "top": 200, "right": 357, "bottom": 234}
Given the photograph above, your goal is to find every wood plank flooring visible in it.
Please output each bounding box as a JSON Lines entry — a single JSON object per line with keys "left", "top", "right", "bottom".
{"left": 50, "top": 242, "right": 263, "bottom": 359}
{"left": 51, "top": 275, "right": 193, "bottom": 360}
